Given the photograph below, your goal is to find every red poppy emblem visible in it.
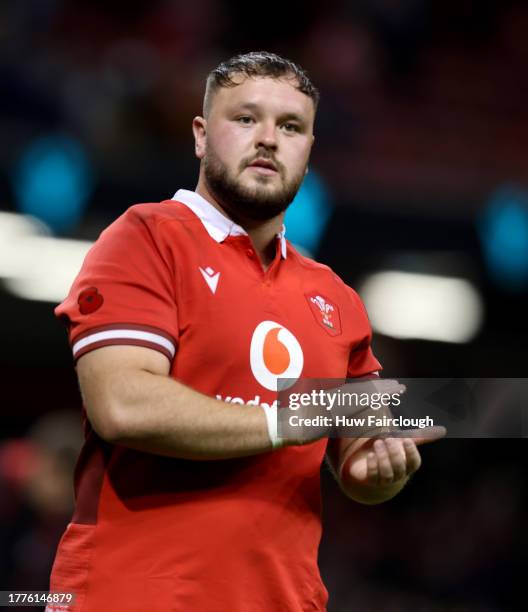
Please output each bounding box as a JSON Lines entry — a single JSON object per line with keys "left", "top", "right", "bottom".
{"left": 78, "top": 287, "right": 104, "bottom": 314}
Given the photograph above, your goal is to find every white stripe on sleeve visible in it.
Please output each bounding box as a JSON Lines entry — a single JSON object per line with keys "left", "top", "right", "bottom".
{"left": 72, "top": 329, "right": 176, "bottom": 358}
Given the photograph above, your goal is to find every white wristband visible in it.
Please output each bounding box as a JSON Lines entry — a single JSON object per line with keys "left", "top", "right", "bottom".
{"left": 261, "top": 404, "right": 283, "bottom": 449}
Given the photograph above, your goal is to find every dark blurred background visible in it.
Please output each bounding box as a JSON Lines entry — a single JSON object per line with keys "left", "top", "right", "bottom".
{"left": 1, "top": 1, "right": 527, "bottom": 610}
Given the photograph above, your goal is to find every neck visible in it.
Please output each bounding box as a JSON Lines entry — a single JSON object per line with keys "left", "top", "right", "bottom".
{"left": 195, "top": 179, "right": 284, "bottom": 268}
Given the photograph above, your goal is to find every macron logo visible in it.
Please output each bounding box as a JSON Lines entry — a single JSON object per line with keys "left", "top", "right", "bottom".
{"left": 199, "top": 266, "right": 220, "bottom": 294}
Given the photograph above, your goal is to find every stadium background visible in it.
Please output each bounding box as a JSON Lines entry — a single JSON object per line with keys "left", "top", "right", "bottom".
{"left": 1, "top": 1, "right": 527, "bottom": 610}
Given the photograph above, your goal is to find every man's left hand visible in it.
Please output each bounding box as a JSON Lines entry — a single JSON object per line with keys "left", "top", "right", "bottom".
{"left": 339, "top": 427, "right": 445, "bottom": 504}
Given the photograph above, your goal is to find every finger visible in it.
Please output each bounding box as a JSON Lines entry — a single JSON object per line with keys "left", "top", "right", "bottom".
{"left": 367, "top": 451, "right": 378, "bottom": 484}
{"left": 385, "top": 437, "right": 407, "bottom": 480}
{"left": 373, "top": 379, "right": 406, "bottom": 395}
{"left": 374, "top": 439, "right": 394, "bottom": 485}
{"left": 343, "top": 379, "right": 406, "bottom": 397}
{"left": 403, "top": 438, "right": 422, "bottom": 474}
{"left": 390, "top": 425, "right": 447, "bottom": 445}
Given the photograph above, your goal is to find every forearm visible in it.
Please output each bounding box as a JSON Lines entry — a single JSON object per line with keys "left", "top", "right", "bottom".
{"left": 84, "top": 368, "right": 278, "bottom": 460}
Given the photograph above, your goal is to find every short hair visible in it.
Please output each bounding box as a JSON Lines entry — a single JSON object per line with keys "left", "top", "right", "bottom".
{"left": 203, "top": 51, "right": 319, "bottom": 117}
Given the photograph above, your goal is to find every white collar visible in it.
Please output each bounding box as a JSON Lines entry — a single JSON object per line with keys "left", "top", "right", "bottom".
{"left": 172, "top": 189, "right": 287, "bottom": 259}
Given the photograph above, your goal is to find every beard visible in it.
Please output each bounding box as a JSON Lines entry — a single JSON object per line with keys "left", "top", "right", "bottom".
{"left": 203, "top": 147, "right": 306, "bottom": 222}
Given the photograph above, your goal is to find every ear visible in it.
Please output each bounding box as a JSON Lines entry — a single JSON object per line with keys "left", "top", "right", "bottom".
{"left": 306, "top": 134, "right": 315, "bottom": 174}
{"left": 192, "top": 116, "right": 207, "bottom": 160}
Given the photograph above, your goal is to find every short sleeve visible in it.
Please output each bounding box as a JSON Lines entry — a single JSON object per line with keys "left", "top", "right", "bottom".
{"left": 55, "top": 206, "right": 178, "bottom": 363}
{"left": 345, "top": 286, "right": 382, "bottom": 378}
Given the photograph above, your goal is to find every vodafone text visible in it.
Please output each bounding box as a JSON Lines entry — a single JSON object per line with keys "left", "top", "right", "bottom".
{"left": 216, "top": 394, "right": 278, "bottom": 410}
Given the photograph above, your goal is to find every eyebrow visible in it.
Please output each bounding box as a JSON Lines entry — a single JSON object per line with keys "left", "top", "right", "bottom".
{"left": 234, "top": 102, "right": 306, "bottom": 125}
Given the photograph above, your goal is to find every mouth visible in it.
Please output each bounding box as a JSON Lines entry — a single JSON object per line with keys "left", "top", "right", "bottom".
{"left": 247, "top": 158, "right": 278, "bottom": 176}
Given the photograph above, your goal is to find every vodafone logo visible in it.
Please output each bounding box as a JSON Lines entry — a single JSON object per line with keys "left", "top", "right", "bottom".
{"left": 250, "top": 321, "right": 304, "bottom": 391}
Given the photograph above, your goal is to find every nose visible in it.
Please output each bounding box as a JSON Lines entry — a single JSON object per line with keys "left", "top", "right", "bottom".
{"left": 255, "top": 120, "right": 277, "bottom": 151}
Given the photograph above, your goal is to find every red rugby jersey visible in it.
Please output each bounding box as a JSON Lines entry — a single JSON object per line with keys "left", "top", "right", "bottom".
{"left": 49, "top": 189, "right": 381, "bottom": 612}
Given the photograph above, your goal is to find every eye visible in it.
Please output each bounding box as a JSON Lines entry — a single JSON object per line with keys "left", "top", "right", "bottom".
{"left": 282, "top": 122, "right": 300, "bottom": 133}
{"left": 236, "top": 116, "right": 254, "bottom": 125}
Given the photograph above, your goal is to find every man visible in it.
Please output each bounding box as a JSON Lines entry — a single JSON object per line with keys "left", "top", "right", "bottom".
{"left": 49, "top": 51, "right": 442, "bottom": 611}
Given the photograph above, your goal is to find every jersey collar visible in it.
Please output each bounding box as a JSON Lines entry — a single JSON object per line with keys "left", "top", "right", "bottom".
{"left": 172, "top": 189, "right": 287, "bottom": 259}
